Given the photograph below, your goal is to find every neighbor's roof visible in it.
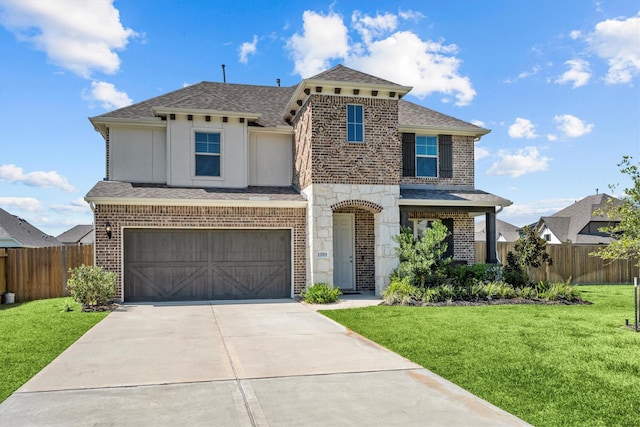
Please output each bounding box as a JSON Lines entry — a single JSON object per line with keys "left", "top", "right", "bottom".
{"left": 90, "top": 65, "right": 487, "bottom": 136}
{"left": 475, "top": 218, "right": 521, "bottom": 242}
{"left": 85, "top": 181, "right": 307, "bottom": 207}
{"left": 56, "top": 225, "right": 94, "bottom": 245}
{"left": 537, "top": 193, "right": 622, "bottom": 244}
{"left": 0, "top": 208, "right": 62, "bottom": 248}
{"left": 400, "top": 187, "right": 512, "bottom": 208}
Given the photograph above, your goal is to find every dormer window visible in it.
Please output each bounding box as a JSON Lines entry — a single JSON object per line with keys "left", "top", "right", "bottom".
{"left": 347, "top": 104, "right": 364, "bottom": 143}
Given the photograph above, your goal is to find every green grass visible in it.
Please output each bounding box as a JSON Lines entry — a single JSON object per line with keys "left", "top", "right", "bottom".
{"left": 0, "top": 297, "right": 109, "bottom": 402}
{"left": 321, "top": 285, "right": 640, "bottom": 427}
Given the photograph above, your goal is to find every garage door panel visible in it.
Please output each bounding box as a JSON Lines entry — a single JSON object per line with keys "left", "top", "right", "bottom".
{"left": 124, "top": 229, "right": 291, "bottom": 301}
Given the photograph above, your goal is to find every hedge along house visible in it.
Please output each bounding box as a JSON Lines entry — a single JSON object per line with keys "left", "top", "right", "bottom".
{"left": 86, "top": 65, "right": 511, "bottom": 302}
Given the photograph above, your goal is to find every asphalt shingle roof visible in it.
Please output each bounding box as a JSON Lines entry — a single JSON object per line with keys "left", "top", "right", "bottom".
{"left": 86, "top": 181, "right": 306, "bottom": 203}
{"left": 538, "top": 193, "right": 622, "bottom": 244}
{"left": 0, "top": 208, "right": 62, "bottom": 247}
{"left": 56, "top": 225, "right": 94, "bottom": 245}
{"left": 400, "top": 188, "right": 511, "bottom": 206}
{"left": 308, "top": 64, "right": 406, "bottom": 87}
{"left": 475, "top": 219, "right": 521, "bottom": 242}
{"left": 92, "top": 65, "right": 484, "bottom": 134}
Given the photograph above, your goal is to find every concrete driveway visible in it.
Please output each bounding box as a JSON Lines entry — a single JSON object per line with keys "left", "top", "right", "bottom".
{"left": 0, "top": 300, "right": 530, "bottom": 426}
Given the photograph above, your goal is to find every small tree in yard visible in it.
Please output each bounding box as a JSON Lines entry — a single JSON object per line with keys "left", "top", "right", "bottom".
{"left": 393, "top": 219, "right": 451, "bottom": 287}
{"left": 506, "top": 225, "right": 553, "bottom": 285}
{"left": 591, "top": 156, "right": 640, "bottom": 267}
{"left": 67, "top": 265, "right": 116, "bottom": 307}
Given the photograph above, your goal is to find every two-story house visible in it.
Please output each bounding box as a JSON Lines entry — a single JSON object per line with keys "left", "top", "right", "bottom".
{"left": 86, "top": 65, "right": 511, "bottom": 302}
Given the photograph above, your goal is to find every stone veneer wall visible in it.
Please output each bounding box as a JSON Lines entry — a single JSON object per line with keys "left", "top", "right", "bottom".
{"left": 407, "top": 211, "right": 475, "bottom": 264}
{"left": 400, "top": 135, "right": 475, "bottom": 186}
{"left": 293, "top": 95, "right": 401, "bottom": 187}
{"left": 333, "top": 207, "right": 375, "bottom": 291}
{"left": 94, "top": 204, "right": 307, "bottom": 300}
{"left": 303, "top": 184, "right": 399, "bottom": 295}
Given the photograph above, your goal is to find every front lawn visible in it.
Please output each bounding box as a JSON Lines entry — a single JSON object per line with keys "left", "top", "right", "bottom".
{"left": 0, "top": 298, "right": 109, "bottom": 402}
{"left": 321, "top": 285, "right": 640, "bottom": 427}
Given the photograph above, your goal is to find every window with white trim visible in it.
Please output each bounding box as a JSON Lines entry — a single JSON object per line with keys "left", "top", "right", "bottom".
{"left": 347, "top": 104, "right": 364, "bottom": 143}
{"left": 416, "top": 136, "right": 438, "bottom": 177}
{"left": 195, "top": 132, "right": 221, "bottom": 176}
{"left": 411, "top": 218, "right": 435, "bottom": 239}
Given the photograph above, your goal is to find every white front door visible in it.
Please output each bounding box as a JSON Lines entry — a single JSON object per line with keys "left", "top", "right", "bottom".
{"left": 333, "top": 213, "right": 355, "bottom": 290}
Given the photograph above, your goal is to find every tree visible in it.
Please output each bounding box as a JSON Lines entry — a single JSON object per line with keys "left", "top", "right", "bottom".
{"left": 393, "top": 219, "right": 451, "bottom": 287}
{"left": 591, "top": 156, "right": 640, "bottom": 266}
{"left": 506, "top": 225, "right": 553, "bottom": 284}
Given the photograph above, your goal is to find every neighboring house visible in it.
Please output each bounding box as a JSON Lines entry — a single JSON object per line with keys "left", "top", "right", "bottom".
{"left": 475, "top": 218, "right": 521, "bottom": 242}
{"left": 86, "top": 64, "right": 511, "bottom": 302}
{"left": 0, "top": 208, "right": 62, "bottom": 248}
{"left": 56, "top": 225, "right": 94, "bottom": 245}
{"left": 536, "top": 193, "right": 622, "bottom": 244}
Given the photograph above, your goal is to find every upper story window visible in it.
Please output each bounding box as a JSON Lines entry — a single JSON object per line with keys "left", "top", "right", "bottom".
{"left": 195, "top": 132, "right": 221, "bottom": 177}
{"left": 347, "top": 104, "right": 364, "bottom": 143}
{"left": 402, "top": 133, "right": 453, "bottom": 179}
{"left": 416, "top": 136, "right": 438, "bottom": 177}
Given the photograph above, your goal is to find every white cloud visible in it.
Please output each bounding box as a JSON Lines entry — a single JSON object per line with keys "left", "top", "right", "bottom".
{"left": 508, "top": 118, "right": 538, "bottom": 139}
{"left": 475, "top": 144, "right": 490, "bottom": 161}
{"left": 238, "top": 35, "right": 258, "bottom": 64}
{"left": 0, "top": 164, "right": 75, "bottom": 192}
{"left": 286, "top": 10, "right": 350, "bottom": 77}
{"left": 352, "top": 11, "right": 397, "bottom": 44}
{"left": 0, "top": 196, "right": 44, "bottom": 212}
{"left": 286, "top": 9, "right": 476, "bottom": 106}
{"left": 569, "top": 30, "right": 582, "bottom": 40}
{"left": 51, "top": 197, "right": 91, "bottom": 214}
{"left": 547, "top": 134, "right": 558, "bottom": 141}
{"left": 555, "top": 59, "right": 591, "bottom": 88}
{"left": 0, "top": 0, "right": 137, "bottom": 78}
{"left": 487, "top": 146, "right": 550, "bottom": 177}
{"left": 586, "top": 14, "right": 640, "bottom": 84}
{"left": 553, "top": 114, "right": 594, "bottom": 138}
{"left": 82, "top": 80, "right": 132, "bottom": 109}
{"left": 471, "top": 119, "right": 485, "bottom": 127}
{"left": 398, "top": 9, "right": 425, "bottom": 22}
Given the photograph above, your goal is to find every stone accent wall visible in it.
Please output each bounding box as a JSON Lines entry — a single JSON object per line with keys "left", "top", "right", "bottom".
{"left": 293, "top": 95, "right": 401, "bottom": 187}
{"left": 93, "top": 204, "right": 307, "bottom": 300}
{"left": 334, "top": 207, "right": 375, "bottom": 291}
{"left": 303, "top": 183, "right": 399, "bottom": 295}
{"left": 407, "top": 210, "right": 476, "bottom": 264}
{"left": 400, "top": 135, "right": 475, "bottom": 186}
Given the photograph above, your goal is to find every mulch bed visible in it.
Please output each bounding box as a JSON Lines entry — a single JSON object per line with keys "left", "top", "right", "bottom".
{"left": 384, "top": 298, "right": 592, "bottom": 307}
{"left": 81, "top": 302, "right": 122, "bottom": 312}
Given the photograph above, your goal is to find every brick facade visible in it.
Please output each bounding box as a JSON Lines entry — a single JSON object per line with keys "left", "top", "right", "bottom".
{"left": 94, "top": 204, "right": 307, "bottom": 300}
{"left": 400, "top": 135, "right": 475, "bottom": 186}
{"left": 293, "top": 95, "right": 401, "bottom": 187}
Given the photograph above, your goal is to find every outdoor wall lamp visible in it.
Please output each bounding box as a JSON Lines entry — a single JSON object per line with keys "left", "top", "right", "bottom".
{"left": 105, "top": 222, "right": 112, "bottom": 239}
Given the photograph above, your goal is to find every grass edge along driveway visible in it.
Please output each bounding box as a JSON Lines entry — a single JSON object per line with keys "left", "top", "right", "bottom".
{"left": 0, "top": 297, "right": 109, "bottom": 403}
{"left": 321, "top": 285, "right": 640, "bottom": 427}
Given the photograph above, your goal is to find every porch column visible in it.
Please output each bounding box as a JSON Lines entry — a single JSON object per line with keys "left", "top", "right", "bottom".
{"left": 485, "top": 211, "right": 498, "bottom": 264}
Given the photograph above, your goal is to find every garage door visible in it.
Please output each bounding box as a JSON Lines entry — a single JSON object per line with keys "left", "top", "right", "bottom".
{"left": 124, "top": 229, "right": 291, "bottom": 302}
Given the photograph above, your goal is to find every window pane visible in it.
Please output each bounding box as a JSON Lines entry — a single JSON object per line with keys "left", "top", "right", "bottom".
{"left": 195, "top": 155, "right": 220, "bottom": 176}
{"left": 347, "top": 105, "right": 363, "bottom": 142}
{"left": 417, "top": 157, "right": 437, "bottom": 177}
{"left": 426, "top": 137, "right": 437, "bottom": 155}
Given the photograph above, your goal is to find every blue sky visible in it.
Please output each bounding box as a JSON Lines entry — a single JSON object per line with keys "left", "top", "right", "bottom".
{"left": 0, "top": 0, "right": 638, "bottom": 236}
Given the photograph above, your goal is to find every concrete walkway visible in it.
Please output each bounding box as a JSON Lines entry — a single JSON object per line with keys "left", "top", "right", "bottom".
{"left": 0, "top": 299, "right": 531, "bottom": 426}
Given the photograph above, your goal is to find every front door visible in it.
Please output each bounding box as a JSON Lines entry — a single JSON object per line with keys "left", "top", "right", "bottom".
{"left": 333, "top": 213, "right": 355, "bottom": 290}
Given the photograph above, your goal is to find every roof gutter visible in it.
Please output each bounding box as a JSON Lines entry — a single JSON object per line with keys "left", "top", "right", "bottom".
{"left": 84, "top": 196, "right": 308, "bottom": 209}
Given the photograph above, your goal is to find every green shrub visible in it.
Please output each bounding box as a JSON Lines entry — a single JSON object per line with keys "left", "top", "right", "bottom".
{"left": 518, "top": 286, "right": 538, "bottom": 299}
{"left": 382, "top": 277, "right": 422, "bottom": 305}
{"left": 66, "top": 265, "right": 116, "bottom": 307}
{"left": 301, "top": 283, "right": 341, "bottom": 304}
{"left": 541, "top": 282, "right": 581, "bottom": 302}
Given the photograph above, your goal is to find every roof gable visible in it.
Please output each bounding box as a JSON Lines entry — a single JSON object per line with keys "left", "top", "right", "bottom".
{"left": 308, "top": 64, "right": 406, "bottom": 87}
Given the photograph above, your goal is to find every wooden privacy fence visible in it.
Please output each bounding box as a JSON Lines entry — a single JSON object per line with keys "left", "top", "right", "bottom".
{"left": 476, "top": 242, "right": 639, "bottom": 284}
{"left": 0, "top": 245, "right": 94, "bottom": 303}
